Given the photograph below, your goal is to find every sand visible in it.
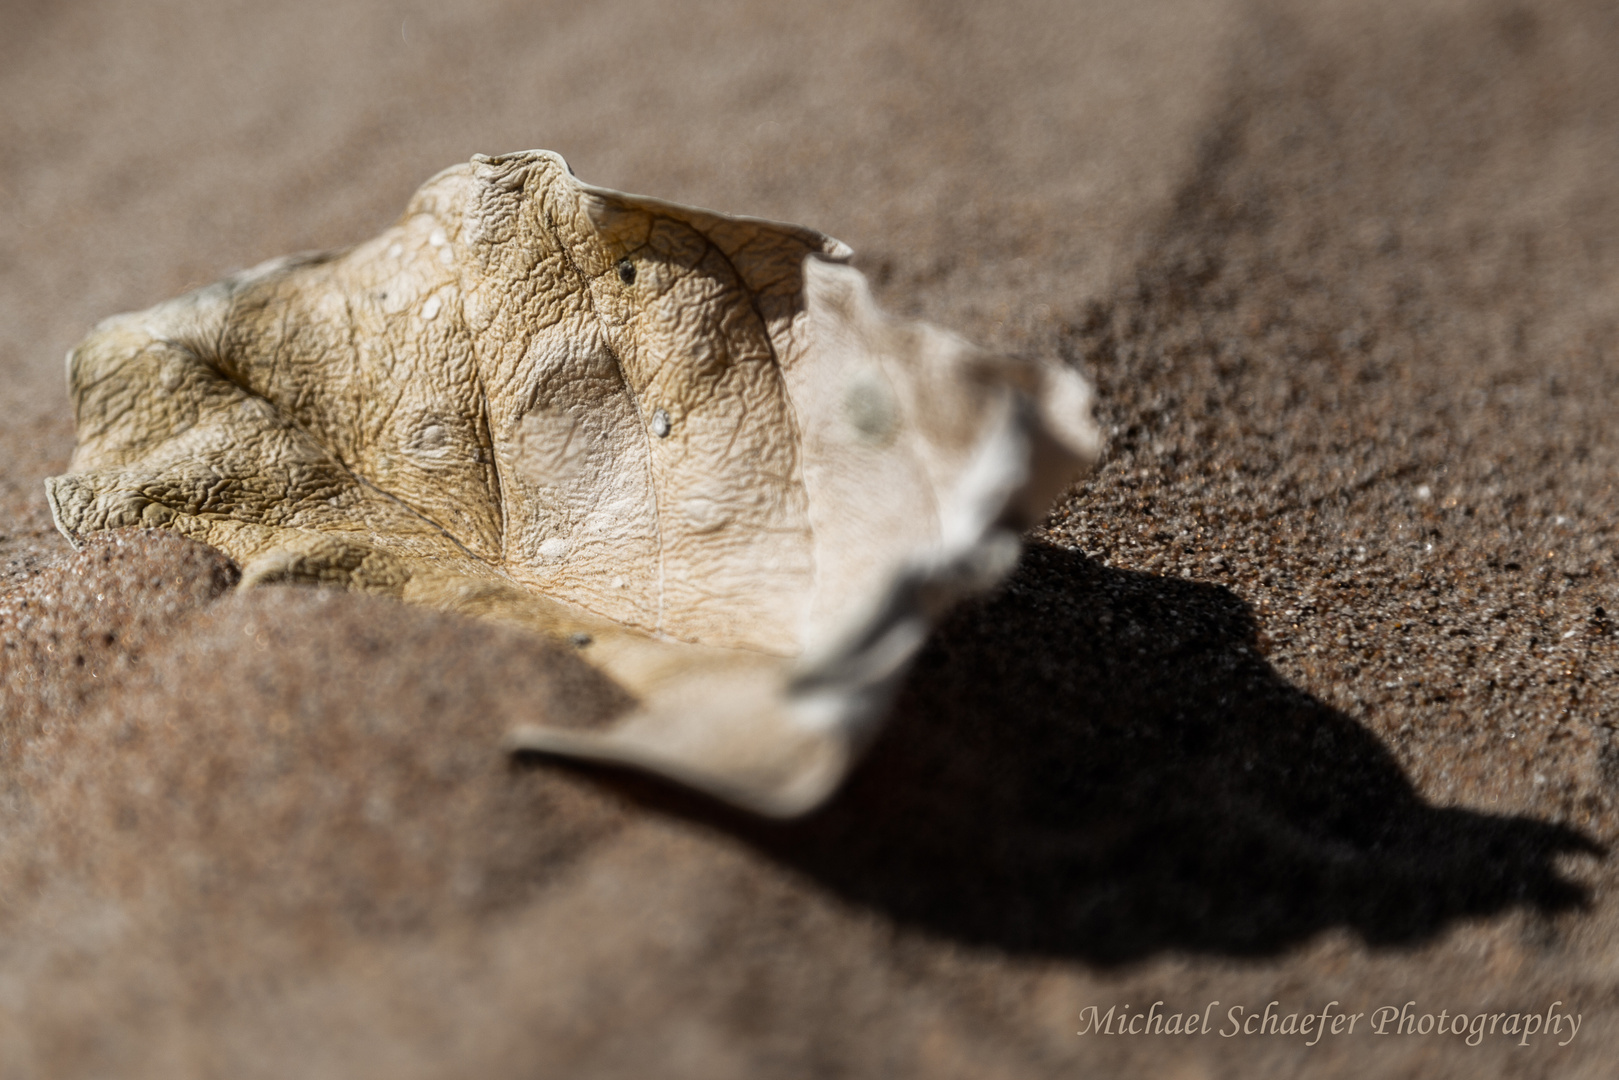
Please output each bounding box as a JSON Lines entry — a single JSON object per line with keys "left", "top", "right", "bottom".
{"left": 1, "top": 0, "right": 1616, "bottom": 1076}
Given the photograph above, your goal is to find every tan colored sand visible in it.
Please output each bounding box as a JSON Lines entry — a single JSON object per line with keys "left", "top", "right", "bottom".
{"left": 2, "top": 0, "right": 1617, "bottom": 1076}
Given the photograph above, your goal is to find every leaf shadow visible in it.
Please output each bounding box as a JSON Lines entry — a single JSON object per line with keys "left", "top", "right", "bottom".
{"left": 572, "top": 541, "right": 1601, "bottom": 963}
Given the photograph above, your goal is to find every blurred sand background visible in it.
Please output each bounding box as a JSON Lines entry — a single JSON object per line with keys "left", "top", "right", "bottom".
{"left": 2, "top": 0, "right": 1617, "bottom": 1075}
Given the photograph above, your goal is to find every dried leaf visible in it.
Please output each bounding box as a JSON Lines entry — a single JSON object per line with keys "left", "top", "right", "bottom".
{"left": 47, "top": 150, "right": 1101, "bottom": 816}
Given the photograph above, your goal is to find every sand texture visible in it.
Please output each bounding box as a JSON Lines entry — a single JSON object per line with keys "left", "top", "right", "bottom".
{"left": 2, "top": 0, "right": 1617, "bottom": 1076}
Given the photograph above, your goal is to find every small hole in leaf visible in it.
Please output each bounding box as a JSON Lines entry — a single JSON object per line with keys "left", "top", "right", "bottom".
{"left": 618, "top": 259, "right": 636, "bottom": 285}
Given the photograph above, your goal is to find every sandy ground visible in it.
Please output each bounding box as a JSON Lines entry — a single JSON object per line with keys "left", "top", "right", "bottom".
{"left": 2, "top": 0, "right": 1617, "bottom": 1076}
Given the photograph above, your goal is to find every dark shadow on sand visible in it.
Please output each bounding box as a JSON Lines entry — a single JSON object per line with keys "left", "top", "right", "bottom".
{"left": 543, "top": 542, "right": 1600, "bottom": 963}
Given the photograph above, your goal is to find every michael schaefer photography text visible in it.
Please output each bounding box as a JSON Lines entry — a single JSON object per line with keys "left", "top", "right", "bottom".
{"left": 1077, "top": 1000, "right": 1580, "bottom": 1047}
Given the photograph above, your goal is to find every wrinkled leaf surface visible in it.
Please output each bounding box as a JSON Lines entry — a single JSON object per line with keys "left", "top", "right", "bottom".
{"left": 48, "top": 151, "right": 1101, "bottom": 814}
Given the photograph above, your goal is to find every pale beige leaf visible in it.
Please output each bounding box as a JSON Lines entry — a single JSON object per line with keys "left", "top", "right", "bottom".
{"left": 47, "top": 150, "right": 1101, "bottom": 816}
